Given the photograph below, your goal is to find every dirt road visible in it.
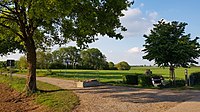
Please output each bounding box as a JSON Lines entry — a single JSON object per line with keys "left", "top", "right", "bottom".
{"left": 15, "top": 75, "right": 200, "bottom": 112}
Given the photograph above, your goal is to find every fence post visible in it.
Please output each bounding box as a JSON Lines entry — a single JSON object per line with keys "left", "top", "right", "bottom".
{"left": 185, "top": 69, "right": 188, "bottom": 86}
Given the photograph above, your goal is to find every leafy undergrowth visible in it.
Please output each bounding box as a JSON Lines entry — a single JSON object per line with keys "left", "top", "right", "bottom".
{"left": 0, "top": 75, "right": 79, "bottom": 112}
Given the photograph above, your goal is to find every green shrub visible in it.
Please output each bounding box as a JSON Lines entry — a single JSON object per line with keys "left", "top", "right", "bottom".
{"left": 175, "top": 80, "right": 186, "bottom": 87}
{"left": 138, "top": 75, "right": 153, "bottom": 87}
{"left": 115, "top": 61, "right": 131, "bottom": 70}
{"left": 189, "top": 72, "right": 200, "bottom": 86}
{"left": 165, "top": 79, "right": 185, "bottom": 87}
{"left": 123, "top": 74, "right": 141, "bottom": 85}
{"left": 49, "top": 63, "right": 67, "bottom": 69}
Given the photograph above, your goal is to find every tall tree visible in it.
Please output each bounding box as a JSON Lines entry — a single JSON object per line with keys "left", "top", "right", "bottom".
{"left": 143, "top": 19, "right": 200, "bottom": 83}
{"left": 52, "top": 46, "right": 80, "bottom": 69}
{"left": 64, "top": 46, "right": 80, "bottom": 69}
{"left": 81, "top": 48, "right": 108, "bottom": 69}
{"left": 0, "top": 0, "right": 132, "bottom": 93}
{"left": 36, "top": 51, "right": 52, "bottom": 69}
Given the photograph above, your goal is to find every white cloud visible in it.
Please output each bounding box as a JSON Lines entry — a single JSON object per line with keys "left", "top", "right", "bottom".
{"left": 0, "top": 52, "right": 24, "bottom": 61}
{"left": 149, "top": 11, "right": 158, "bottom": 19}
{"left": 140, "top": 3, "right": 144, "bottom": 7}
{"left": 120, "top": 7, "right": 159, "bottom": 38}
{"left": 128, "top": 47, "right": 141, "bottom": 53}
{"left": 122, "top": 8, "right": 141, "bottom": 18}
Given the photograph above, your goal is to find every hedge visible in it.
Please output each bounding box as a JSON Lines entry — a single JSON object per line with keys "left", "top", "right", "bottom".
{"left": 123, "top": 74, "right": 142, "bottom": 85}
{"left": 189, "top": 72, "right": 200, "bottom": 86}
{"left": 123, "top": 74, "right": 164, "bottom": 87}
{"left": 138, "top": 75, "right": 153, "bottom": 87}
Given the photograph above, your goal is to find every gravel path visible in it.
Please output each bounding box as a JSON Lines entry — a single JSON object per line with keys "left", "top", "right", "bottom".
{"left": 15, "top": 74, "right": 200, "bottom": 112}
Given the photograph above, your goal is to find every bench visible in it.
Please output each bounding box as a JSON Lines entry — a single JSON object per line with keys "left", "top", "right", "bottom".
{"left": 151, "top": 76, "right": 164, "bottom": 87}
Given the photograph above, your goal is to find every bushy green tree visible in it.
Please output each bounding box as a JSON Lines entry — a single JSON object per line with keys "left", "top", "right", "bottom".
{"left": 116, "top": 61, "right": 131, "bottom": 70}
{"left": 143, "top": 19, "right": 200, "bottom": 82}
{"left": 52, "top": 46, "right": 80, "bottom": 69}
{"left": 81, "top": 48, "right": 108, "bottom": 69}
{"left": 108, "top": 62, "right": 117, "bottom": 70}
{"left": 18, "top": 56, "right": 28, "bottom": 71}
{"left": 0, "top": 0, "right": 132, "bottom": 92}
{"left": 36, "top": 51, "right": 52, "bottom": 69}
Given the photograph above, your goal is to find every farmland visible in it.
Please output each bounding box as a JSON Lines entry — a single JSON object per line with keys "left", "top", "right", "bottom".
{"left": 20, "top": 66, "right": 200, "bottom": 83}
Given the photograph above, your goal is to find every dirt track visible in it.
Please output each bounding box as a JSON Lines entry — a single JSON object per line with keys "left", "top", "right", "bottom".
{"left": 34, "top": 76, "right": 200, "bottom": 112}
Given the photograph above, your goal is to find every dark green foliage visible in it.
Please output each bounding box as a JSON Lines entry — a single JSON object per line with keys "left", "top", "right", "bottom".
{"left": 0, "top": 61, "right": 6, "bottom": 68}
{"left": 123, "top": 74, "right": 164, "bottom": 87}
{"left": 80, "top": 48, "right": 108, "bottom": 70}
{"left": 52, "top": 47, "right": 80, "bottom": 69}
{"left": 36, "top": 51, "right": 52, "bottom": 69}
{"left": 0, "top": 0, "right": 132, "bottom": 92}
{"left": 190, "top": 72, "right": 200, "bottom": 86}
{"left": 138, "top": 75, "right": 153, "bottom": 87}
{"left": 165, "top": 80, "right": 185, "bottom": 87}
{"left": 123, "top": 74, "right": 141, "bottom": 85}
{"left": 0, "top": 0, "right": 132, "bottom": 50}
{"left": 49, "top": 63, "right": 66, "bottom": 69}
{"left": 116, "top": 61, "right": 131, "bottom": 70}
{"left": 0, "top": 37, "right": 25, "bottom": 56}
{"left": 175, "top": 80, "right": 186, "bottom": 87}
{"left": 143, "top": 19, "right": 200, "bottom": 82}
{"left": 108, "top": 62, "right": 117, "bottom": 70}
{"left": 143, "top": 20, "right": 200, "bottom": 67}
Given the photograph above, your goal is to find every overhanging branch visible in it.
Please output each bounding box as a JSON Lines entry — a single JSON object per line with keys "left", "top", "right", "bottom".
{"left": 0, "top": 3, "right": 16, "bottom": 14}
{"left": 0, "top": 23, "right": 25, "bottom": 41}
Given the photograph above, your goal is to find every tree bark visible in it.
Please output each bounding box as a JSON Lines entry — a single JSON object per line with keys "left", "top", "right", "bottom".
{"left": 25, "top": 38, "right": 37, "bottom": 93}
{"left": 169, "top": 65, "right": 176, "bottom": 85}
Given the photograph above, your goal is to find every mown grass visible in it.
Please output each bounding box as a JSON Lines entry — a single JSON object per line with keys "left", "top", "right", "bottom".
{"left": 15, "top": 67, "right": 200, "bottom": 87}
{"left": 24, "top": 67, "right": 199, "bottom": 82}
{"left": 0, "top": 75, "right": 79, "bottom": 112}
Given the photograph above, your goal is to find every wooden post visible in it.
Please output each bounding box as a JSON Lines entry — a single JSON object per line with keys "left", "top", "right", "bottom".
{"left": 185, "top": 69, "right": 188, "bottom": 86}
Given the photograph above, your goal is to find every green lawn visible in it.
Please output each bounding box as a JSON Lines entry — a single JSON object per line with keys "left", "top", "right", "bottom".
{"left": 0, "top": 75, "right": 79, "bottom": 112}
{"left": 19, "top": 66, "right": 200, "bottom": 84}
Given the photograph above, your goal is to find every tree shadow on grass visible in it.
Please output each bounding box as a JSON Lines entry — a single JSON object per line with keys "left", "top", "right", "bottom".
{"left": 38, "top": 89, "right": 65, "bottom": 93}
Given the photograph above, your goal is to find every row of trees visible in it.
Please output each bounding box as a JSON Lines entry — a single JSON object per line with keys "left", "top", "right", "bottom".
{"left": 17, "top": 47, "right": 131, "bottom": 70}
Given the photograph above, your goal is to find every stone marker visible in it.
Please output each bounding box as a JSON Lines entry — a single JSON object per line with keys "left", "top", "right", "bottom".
{"left": 76, "top": 79, "right": 100, "bottom": 88}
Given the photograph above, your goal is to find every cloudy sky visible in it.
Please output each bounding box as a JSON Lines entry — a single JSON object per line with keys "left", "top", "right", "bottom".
{"left": 1, "top": 0, "right": 200, "bottom": 65}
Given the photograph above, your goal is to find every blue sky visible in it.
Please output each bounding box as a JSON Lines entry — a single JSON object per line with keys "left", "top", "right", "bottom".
{"left": 1, "top": 0, "right": 200, "bottom": 65}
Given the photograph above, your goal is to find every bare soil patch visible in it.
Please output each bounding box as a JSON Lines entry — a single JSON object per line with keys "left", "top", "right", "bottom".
{"left": 0, "top": 83, "right": 47, "bottom": 112}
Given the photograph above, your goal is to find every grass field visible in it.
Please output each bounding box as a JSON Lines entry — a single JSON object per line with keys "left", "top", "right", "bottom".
{"left": 0, "top": 75, "right": 79, "bottom": 112}
{"left": 20, "top": 66, "right": 200, "bottom": 84}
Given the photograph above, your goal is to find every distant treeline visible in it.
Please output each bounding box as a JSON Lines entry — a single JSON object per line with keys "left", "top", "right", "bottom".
{"left": 1, "top": 46, "right": 131, "bottom": 70}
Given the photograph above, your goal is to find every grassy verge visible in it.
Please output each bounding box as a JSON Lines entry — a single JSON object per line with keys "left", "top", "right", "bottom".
{"left": 0, "top": 75, "right": 79, "bottom": 112}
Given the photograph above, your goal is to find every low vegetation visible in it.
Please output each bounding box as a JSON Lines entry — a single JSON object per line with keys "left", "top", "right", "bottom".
{"left": 14, "top": 67, "right": 200, "bottom": 87}
{"left": 189, "top": 72, "right": 200, "bottom": 86}
{"left": 0, "top": 75, "right": 79, "bottom": 112}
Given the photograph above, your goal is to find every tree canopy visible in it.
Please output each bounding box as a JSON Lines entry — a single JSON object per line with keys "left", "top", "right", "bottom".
{"left": 0, "top": 0, "right": 133, "bottom": 93}
{"left": 115, "top": 61, "right": 131, "bottom": 70}
{"left": 81, "top": 48, "right": 108, "bottom": 69}
{"left": 143, "top": 19, "right": 200, "bottom": 81}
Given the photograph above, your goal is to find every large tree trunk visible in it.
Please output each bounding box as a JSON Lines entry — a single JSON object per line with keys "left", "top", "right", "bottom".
{"left": 25, "top": 38, "right": 37, "bottom": 93}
